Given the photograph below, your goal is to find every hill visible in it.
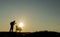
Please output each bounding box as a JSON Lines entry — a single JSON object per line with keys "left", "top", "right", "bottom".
{"left": 0, "top": 31, "right": 60, "bottom": 37}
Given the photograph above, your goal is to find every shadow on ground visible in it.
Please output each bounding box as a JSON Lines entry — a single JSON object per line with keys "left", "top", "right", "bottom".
{"left": 0, "top": 31, "right": 60, "bottom": 37}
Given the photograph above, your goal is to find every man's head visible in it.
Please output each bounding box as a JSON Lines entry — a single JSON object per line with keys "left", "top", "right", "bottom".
{"left": 13, "top": 20, "right": 15, "bottom": 23}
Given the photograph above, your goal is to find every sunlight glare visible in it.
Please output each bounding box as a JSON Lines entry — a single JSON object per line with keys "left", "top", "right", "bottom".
{"left": 18, "top": 22, "right": 24, "bottom": 28}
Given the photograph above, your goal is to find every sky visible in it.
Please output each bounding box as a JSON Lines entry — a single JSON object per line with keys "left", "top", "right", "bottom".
{"left": 0, "top": 0, "right": 60, "bottom": 32}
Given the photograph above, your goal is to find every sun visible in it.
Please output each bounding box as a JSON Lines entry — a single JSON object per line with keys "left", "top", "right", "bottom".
{"left": 18, "top": 22, "right": 24, "bottom": 28}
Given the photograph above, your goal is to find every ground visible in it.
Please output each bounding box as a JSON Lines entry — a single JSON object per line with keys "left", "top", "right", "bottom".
{"left": 0, "top": 31, "right": 60, "bottom": 37}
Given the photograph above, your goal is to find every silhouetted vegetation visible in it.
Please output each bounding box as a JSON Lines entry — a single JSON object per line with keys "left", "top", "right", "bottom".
{"left": 0, "top": 31, "right": 60, "bottom": 37}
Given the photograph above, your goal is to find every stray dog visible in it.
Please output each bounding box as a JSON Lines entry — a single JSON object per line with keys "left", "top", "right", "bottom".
{"left": 16, "top": 25, "right": 22, "bottom": 32}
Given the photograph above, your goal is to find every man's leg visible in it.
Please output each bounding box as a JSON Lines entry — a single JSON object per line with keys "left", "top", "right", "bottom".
{"left": 9, "top": 26, "right": 12, "bottom": 32}
{"left": 11, "top": 25, "right": 13, "bottom": 32}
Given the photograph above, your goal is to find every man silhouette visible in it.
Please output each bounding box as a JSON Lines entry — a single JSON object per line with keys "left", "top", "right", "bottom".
{"left": 10, "top": 20, "right": 16, "bottom": 32}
